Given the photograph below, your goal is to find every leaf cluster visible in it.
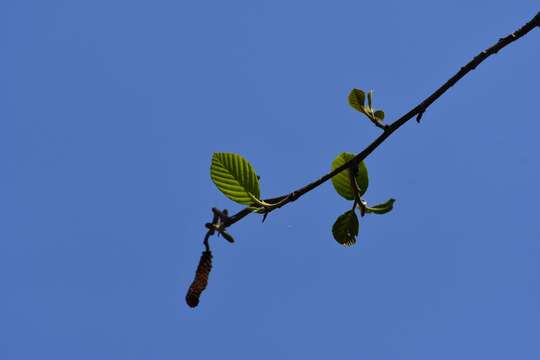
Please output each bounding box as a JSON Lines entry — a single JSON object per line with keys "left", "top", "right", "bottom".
{"left": 209, "top": 87, "right": 396, "bottom": 247}
{"left": 329, "top": 152, "right": 394, "bottom": 246}
{"left": 349, "top": 89, "right": 386, "bottom": 128}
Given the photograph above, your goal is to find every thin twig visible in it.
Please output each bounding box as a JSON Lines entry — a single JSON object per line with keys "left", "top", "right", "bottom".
{"left": 369, "top": 117, "right": 390, "bottom": 131}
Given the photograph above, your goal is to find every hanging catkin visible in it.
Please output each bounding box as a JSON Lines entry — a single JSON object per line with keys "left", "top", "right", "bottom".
{"left": 186, "top": 250, "right": 213, "bottom": 308}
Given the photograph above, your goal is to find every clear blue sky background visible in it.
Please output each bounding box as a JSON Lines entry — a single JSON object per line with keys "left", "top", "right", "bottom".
{"left": 4, "top": 1, "right": 540, "bottom": 359}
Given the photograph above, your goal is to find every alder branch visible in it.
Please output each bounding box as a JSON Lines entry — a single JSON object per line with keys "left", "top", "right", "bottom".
{"left": 187, "top": 12, "right": 540, "bottom": 307}
{"left": 221, "top": 11, "right": 540, "bottom": 229}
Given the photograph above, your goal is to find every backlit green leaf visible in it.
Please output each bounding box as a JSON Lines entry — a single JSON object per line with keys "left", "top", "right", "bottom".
{"left": 365, "top": 198, "right": 395, "bottom": 214}
{"left": 374, "top": 110, "right": 385, "bottom": 121}
{"left": 331, "top": 152, "right": 369, "bottom": 200}
{"left": 348, "top": 89, "right": 366, "bottom": 113}
{"left": 332, "top": 210, "right": 359, "bottom": 246}
{"left": 210, "top": 153, "right": 260, "bottom": 205}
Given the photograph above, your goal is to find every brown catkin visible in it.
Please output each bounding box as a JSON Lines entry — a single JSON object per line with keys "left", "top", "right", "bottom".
{"left": 185, "top": 250, "right": 213, "bottom": 308}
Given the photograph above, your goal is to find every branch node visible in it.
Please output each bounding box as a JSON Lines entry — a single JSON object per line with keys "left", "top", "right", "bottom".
{"left": 370, "top": 118, "right": 388, "bottom": 131}
{"left": 212, "top": 207, "right": 230, "bottom": 223}
{"left": 289, "top": 191, "right": 297, "bottom": 201}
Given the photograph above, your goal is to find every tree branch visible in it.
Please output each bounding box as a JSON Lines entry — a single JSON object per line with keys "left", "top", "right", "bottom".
{"left": 188, "top": 12, "right": 540, "bottom": 307}
{"left": 221, "top": 11, "right": 539, "bottom": 229}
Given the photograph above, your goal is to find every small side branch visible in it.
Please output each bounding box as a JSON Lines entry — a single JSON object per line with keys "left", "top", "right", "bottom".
{"left": 369, "top": 118, "right": 390, "bottom": 131}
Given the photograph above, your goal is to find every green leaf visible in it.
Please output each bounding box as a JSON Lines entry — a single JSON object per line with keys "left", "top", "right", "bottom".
{"left": 367, "top": 90, "right": 373, "bottom": 109}
{"left": 331, "top": 152, "right": 369, "bottom": 200}
{"left": 210, "top": 153, "right": 261, "bottom": 205}
{"left": 332, "top": 210, "right": 359, "bottom": 246}
{"left": 365, "top": 198, "right": 395, "bottom": 214}
{"left": 374, "top": 110, "right": 385, "bottom": 121}
{"left": 348, "top": 89, "right": 366, "bottom": 112}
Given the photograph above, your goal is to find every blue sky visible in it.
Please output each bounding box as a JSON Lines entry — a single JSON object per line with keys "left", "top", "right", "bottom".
{"left": 5, "top": 1, "right": 540, "bottom": 359}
